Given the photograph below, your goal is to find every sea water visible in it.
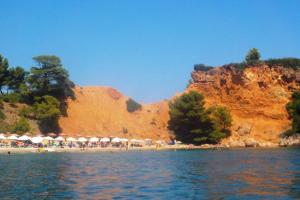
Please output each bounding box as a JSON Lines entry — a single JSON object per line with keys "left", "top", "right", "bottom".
{"left": 0, "top": 148, "right": 299, "bottom": 199}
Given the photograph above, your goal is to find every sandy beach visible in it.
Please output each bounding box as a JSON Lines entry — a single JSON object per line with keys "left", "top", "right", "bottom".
{"left": 0, "top": 145, "right": 208, "bottom": 154}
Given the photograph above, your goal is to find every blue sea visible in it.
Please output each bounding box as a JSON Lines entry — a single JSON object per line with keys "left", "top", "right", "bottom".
{"left": 0, "top": 148, "right": 300, "bottom": 199}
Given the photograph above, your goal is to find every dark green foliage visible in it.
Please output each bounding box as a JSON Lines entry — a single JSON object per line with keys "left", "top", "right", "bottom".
{"left": 0, "top": 98, "right": 3, "bottom": 108}
{"left": 194, "top": 64, "right": 213, "bottom": 71}
{"left": 7, "top": 66, "right": 27, "bottom": 92}
{"left": 0, "top": 53, "right": 76, "bottom": 133}
{"left": 126, "top": 98, "right": 142, "bottom": 112}
{"left": 11, "top": 117, "right": 31, "bottom": 135}
{"left": 18, "top": 106, "right": 35, "bottom": 119}
{"left": 0, "top": 54, "right": 10, "bottom": 94}
{"left": 265, "top": 58, "right": 300, "bottom": 70}
{"left": 245, "top": 48, "right": 261, "bottom": 65}
{"left": 168, "top": 91, "right": 231, "bottom": 144}
{"left": 207, "top": 106, "right": 232, "bottom": 136}
{"left": 286, "top": 91, "right": 300, "bottom": 135}
{"left": 2, "top": 93, "right": 21, "bottom": 106}
{"left": 28, "top": 55, "right": 75, "bottom": 101}
{"left": 0, "top": 109, "right": 5, "bottom": 120}
{"left": 32, "top": 95, "right": 61, "bottom": 133}
{"left": 223, "top": 62, "right": 247, "bottom": 71}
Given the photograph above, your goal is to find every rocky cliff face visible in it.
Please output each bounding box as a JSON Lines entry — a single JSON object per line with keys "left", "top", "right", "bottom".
{"left": 59, "top": 65, "right": 299, "bottom": 144}
{"left": 59, "top": 87, "right": 171, "bottom": 140}
{"left": 188, "top": 65, "right": 300, "bottom": 144}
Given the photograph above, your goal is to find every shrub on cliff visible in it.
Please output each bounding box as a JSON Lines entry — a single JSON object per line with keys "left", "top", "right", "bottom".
{"left": 0, "top": 109, "right": 5, "bottom": 121}
{"left": 194, "top": 64, "right": 213, "bottom": 71}
{"left": 11, "top": 117, "right": 31, "bottom": 135}
{"left": 126, "top": 98, "right": 142, "bottom": 112}
{"left": 33, "top": 95, "right": 61, "bottom": 133}
{"left": 265, "top": 58, "right": 300, "bottom": 70}
{"left": 168, "top": 91, "right": 231, "bottom": 145}
{"left": 286, "top": 91, "right": 300, "bottom": 135}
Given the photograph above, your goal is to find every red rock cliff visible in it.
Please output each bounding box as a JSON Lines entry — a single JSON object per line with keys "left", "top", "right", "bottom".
{"left": 188, "top": 65, "right": 300, "bottom": 143}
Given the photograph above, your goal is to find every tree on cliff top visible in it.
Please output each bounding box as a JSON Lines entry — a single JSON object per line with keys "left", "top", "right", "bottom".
{"left": 245, "top": 48, "right": 261, "bottom": 65}
{"left": 168, "top": 91, "right": 231, "bottom": 144}
{"left": 28, "top": 55, "right": 75, "bottom": 102}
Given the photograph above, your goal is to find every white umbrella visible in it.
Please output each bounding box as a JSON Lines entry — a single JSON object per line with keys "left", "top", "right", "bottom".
{"left": 156, "top": 140, "right": 163, "bottom": 144}
{"left": 120, "top": 138, "right": 128, "bottom": 142}
{"left": 44, "top": 136, "right": 54, "bottom": 141}
{"left": 18, "top": 135, "right": 31, "bottom": 141}
{"left": 111, "top": 137, "right": 121, "bottom": 143}
{"left": 67, "top": 137, "right": 77, "bottom": 142}
{"left": 145, "top": 138, "right": 152, "bottom": 141}
{"left": 130, "top": 139, "right": 138, "bottom": 143}
{"left": 89, "top": 137, "right": 99, "bottom": 142}
{"left": 8, "top": 135, "right": 18, "bottom": 140}
{"left": 100, "top": 137, "right": 110, "bottom": 142}
{"left": 78, "top": 137, "right": 88, "bottom": 142}
{"left": 31, "top": 136, "right": 44, "bottom": 144}
{"left": 55, "top": 136, "right": 65, "bottom": 141}
{"left": 136, "top": 140, "right": 144, "bottom": 143}
{"left": 0, "top": 134, "right": 6, "bottom": 140}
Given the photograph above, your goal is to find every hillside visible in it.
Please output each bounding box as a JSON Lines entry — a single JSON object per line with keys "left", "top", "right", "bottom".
{"left": 59, "top": 87, "right": 171, "bottom": 140}
{"left": 188, "top": 65, "right": 300, "bottom": 144}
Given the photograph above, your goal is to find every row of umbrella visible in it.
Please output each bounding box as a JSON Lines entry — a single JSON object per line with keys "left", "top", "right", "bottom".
{"left": 0, "top": 134, "right": 152, "bottom": 144}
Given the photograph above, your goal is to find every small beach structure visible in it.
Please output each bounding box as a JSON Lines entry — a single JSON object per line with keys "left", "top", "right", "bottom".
{"left": 145, "top": 138, "right": 152, "bottom": 145}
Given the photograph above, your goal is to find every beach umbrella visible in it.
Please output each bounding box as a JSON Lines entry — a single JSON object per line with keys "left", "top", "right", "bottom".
{"left": 78, "top": 137, "right": 88, "bottom": 142}
{"left": 55, "top": 136, "right": 65, "bottom": 141}
{"left": 145, "top": 138, "right": 152, "bottom": 141}
{"left": 89, "top": 137, "right": 99, "bottom": 142}
{"left": 7, "top": 135, "right": 18, "bottom": 140}
{"left": 18, "top": 135, "right": 31, "bottom": 141}
{"left": 0, "top": 134, "right": 6, "bottom": 140}
{"left": 111, "top": 137, "right": 121, "bottom": 143}
{"left": 120, "top": 138, "right": 128, "bottom": 142}
{"left": 156, "top": 140, "right": 163, "bottom": 144}
{"left": 100, "top": 137, "right": 110, "bottom": 142}
{"left": 31, "top": 136, "right": 44, "bottom": 144}
{"left": 136, "top": 140, "right": 144, "bottom": 143}
{"left": 67, "top": 137, "right": 77, "bottom": 142}
{"left": 130, "top": 139, "right": 138, "bottom": 143}
{"left": 44, "top": 136, "right": 54, "bottom": 141}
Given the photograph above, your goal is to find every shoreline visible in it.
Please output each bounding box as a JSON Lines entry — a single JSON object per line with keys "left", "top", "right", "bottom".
{"left": 0, "top": 145, "right": 296, "bottom": 154}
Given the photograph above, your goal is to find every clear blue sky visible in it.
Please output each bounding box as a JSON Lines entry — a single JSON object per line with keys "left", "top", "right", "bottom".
{"left": 1, "top": 0, "right": 300, "bottom": 103}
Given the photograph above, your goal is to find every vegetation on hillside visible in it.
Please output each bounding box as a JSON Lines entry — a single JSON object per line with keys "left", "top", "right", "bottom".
{"left": 193, "top": 48, "right": 300, "bottom": 73}
{"left": 286, "top": 91, "right": 300, "bottom": 136}
{"left": 168, "top": 91, "right": 232, "bottom": 145}
{"left": 0, "top": 53, "right": 75, "bottom": 134}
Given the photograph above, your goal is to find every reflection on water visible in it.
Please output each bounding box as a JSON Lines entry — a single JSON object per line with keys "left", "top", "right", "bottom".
{"left": 0, "top": 149, "right": 300, "bottom": 199}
